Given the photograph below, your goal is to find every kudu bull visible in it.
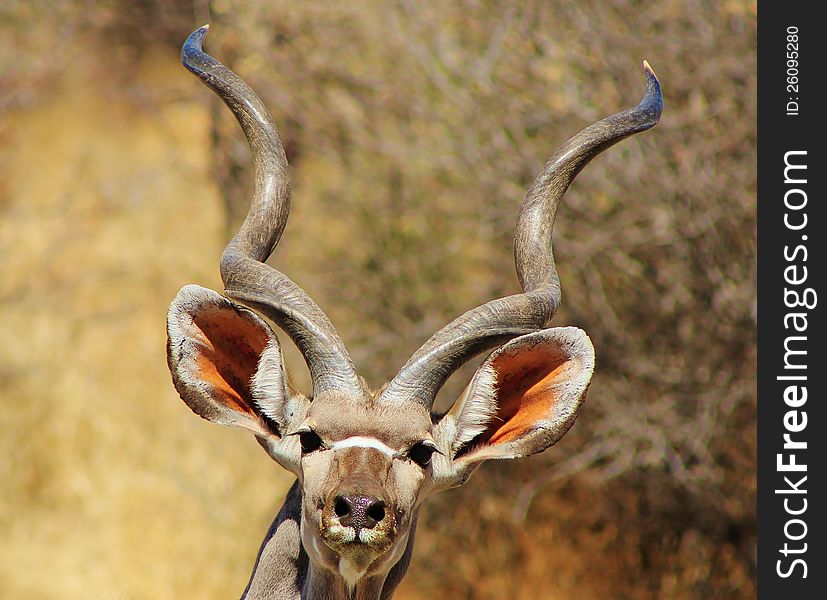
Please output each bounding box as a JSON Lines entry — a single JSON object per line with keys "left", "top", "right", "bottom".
{"left": 166, "top": 25, "right": 662, "bottom": 600}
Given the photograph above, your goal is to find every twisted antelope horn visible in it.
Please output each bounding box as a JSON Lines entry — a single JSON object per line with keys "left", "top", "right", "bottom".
{"left": 182, "top": 26, "right": 364, "bottom": 398}
{"left": 382, "top": 62, "right": 663, "bottom": 408}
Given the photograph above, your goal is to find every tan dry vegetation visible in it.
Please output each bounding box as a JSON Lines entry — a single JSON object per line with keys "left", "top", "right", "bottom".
{"left": 1, "top": 44, "right": 294, "bottom": 597}
{"left": 2, "top": 1, "right": 755, "bottom": 598}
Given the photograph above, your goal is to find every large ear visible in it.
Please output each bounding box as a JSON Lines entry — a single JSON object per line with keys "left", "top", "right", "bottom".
{"left": 432, "top": 327, "right": 594, "bottom": 487}
{"left": 166, "top": 284, "right": 293, "bottom": 437}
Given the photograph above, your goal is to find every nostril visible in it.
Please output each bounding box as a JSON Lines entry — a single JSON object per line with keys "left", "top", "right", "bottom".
{"left": 332, "top": 494, "right": 387, "bottom": 532}
{"left": 334, "top": 496, "right": 350, "bottom": 518}
{"left": 366, "top": 501, "right": 385, "bottom": 524}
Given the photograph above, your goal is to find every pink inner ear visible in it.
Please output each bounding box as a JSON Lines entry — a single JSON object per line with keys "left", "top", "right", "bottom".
{"left": 485, "top": 347, "right": 576, "bottom": 445}
{"left": 189, "top": 305, "right": 269, "bottom": 416}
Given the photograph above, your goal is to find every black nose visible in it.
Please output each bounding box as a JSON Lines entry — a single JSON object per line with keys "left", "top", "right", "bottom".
{"left": 333, "top": 494, "right": 386, "bottom": 531}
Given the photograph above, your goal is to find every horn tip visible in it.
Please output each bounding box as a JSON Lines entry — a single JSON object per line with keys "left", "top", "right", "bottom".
{"left": 639, "top": 59, "right": 663, "bottom": 122}
{"left": 182, "top": 25, "right": 212, "bottom": 72}
{"left": 186, "top": 24, "right": 210, "bottom": 47}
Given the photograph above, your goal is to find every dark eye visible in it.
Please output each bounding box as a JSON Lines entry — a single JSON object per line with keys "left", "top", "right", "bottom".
{"left": 298, "top": 430, "right": 323, "bottom": 454}
{"left": 408, "top": 441, "right": 437, "bottom": 468}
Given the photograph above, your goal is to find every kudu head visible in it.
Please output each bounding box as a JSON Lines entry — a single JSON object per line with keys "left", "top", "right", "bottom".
{"left": 167, "top": 26, "right": 662, "bottom": 591}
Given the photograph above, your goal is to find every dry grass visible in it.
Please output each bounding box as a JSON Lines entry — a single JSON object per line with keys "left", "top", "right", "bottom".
{"left": 1, "top": 1, "right": 755, "bottom": 598}
{"left": 0, "top": 41, "right": 291, "bottom": 597}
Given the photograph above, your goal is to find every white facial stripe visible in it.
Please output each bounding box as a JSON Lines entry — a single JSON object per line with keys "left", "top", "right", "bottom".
{"left": 330, "top": 436, "right": 397, "bottom": 457}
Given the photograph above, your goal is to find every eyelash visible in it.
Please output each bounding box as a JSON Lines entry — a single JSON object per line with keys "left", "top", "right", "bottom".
{"left": 298, "top": 430, "right": 324, "bottom": 454}
{"left": 407, "top": 442, "right": 437, "bottom": 468}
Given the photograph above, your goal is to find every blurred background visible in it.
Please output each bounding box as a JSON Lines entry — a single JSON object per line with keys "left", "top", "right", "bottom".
{"left": 0, "top": 1, "right": 755, "bottom": 598}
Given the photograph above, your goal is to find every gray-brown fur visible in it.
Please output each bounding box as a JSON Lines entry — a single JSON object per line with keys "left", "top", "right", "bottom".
{"left": 166, "top": 26, "right": 662, "bottom": 600}
{"left": 242, "top": 481, "right": 414, "bottom": 600}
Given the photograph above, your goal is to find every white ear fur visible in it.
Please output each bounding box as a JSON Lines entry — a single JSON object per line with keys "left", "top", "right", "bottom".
{"left": 166, "top": 284, "right": 292, "bottom": 437}
{"left": 433, "top": 327, "right": 594, "bottom": 488}
{"left": 251, "top": 336, "right": 292, "bottom": 430}
{"left": 446, "top": 363, "right": 499, "bottom": 455}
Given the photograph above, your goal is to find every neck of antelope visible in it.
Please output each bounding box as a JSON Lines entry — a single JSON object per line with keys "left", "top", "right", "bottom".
{"left": 241, "top": 481, "right": 417, "bottom": 600}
